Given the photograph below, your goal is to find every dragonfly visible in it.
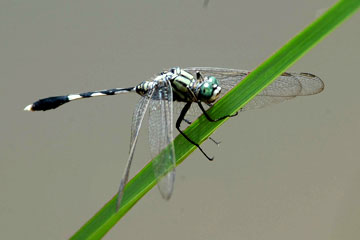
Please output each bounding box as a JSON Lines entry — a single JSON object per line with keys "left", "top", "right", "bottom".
{"left": 24, "top": 67, "right": 324, "bottom": 209}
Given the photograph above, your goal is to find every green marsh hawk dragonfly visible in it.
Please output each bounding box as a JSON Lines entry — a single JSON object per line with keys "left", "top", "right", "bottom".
{"left": 24, "top": 67, "right": 324, "bottom": 208}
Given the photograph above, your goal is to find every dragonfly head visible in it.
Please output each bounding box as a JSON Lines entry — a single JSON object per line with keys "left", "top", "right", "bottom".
{"left": 198, "top": 76, "right": 221, "bottom": 103}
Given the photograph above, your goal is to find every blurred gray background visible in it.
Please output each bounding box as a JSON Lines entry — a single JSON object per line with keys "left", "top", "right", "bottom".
{"left": 1, "top": 0, "right": 359, "bottom": 239}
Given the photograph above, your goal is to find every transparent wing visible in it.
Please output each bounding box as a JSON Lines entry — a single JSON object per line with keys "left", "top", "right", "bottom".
{"left": 117, "top": 89, "right": 153, "bottom": 208}
{"left": 184, "top": 67, "right": 324, "bottom": 112}
{"left": 148, "top": 79, "right": 176, "bottom": 200}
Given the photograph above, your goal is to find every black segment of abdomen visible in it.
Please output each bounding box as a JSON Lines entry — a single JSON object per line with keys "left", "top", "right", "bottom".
{"left": 31, "top": 96, "right": 69, "bottom": 111}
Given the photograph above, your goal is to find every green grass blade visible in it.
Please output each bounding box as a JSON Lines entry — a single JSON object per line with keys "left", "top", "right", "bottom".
{"left": 71, "top": 1, "right": 360, "bottom": 239}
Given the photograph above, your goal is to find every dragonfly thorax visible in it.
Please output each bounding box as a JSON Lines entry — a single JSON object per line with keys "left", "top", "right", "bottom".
{"left": 164, "top": 67, "right": 221, "bottom": 103}
{"left": 135, "top": 68, "right": 221, "bottom": 104}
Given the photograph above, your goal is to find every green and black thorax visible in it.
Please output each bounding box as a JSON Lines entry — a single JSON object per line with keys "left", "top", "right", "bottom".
{"left": 135, "top": 67, "right": 221, "bottom": 104}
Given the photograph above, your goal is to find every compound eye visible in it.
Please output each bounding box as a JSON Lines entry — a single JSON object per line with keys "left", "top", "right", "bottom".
{"left": 200, "top": 83, "right": 213, "bottom": 99}
{"left": 207, "top": 76, "right": 219, "bottom": 86}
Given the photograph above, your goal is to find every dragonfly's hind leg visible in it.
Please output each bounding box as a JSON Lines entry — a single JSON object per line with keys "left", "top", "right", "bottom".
{"left": 183, "top": 118, "right": 192, "bottom": 124}
{"left": 183, "top": 118, "right": 221, "bottom": 146}
{"left": 208, "top": 137, "right": 221, "bottom": 146}
{"left": 176, "top": 102, "right": 214, "bottom": 161}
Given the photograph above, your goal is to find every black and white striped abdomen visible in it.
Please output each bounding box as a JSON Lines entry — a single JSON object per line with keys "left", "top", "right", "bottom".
{"left": 24, "top": 87, "right": 135, "bottom": 111}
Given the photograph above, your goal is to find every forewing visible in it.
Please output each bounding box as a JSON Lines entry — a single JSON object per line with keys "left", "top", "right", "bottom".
{"left": 148, "top": 80, "right": 176, "bottom": 200}
{"left": 184, "top": 67, "right": 324, "bottom": 111}
{"left": 184, "top": 67, "right": 250, "bottom": 99}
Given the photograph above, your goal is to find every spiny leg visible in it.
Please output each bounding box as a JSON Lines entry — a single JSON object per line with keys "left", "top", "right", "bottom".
{"left": 176, "top": 102, "right": 214, "bottom": 161}
{"left": 197, "top": 102, "right": 238, "bottom": 122}
{"left": 183, "top": 118, "right": 221, "bottom": 146}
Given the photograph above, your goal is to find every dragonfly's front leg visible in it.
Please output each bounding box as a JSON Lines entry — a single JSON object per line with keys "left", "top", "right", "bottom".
{"left": 197, "top": 102, "right": 238, "bottom": 122}
{"left": 176, "top": 102, "right": 214, "bottom": 161}
{"left": 196, "top": 71, "right": 204, "bottom": 82}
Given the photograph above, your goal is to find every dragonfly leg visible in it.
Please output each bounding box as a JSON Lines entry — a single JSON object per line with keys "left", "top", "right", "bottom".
{"left": 209, "top": 137, "right": 221, "bottom": 146}
{"left": 183, "top": 118, "right": 192, "bottom": 125}
{"left": 183, "top": 118, "right": 221, "bottom": 146}
{"left": 176, "top": 102, "right": 214, "bottom": 161}
{"left": 196, "top": 71, "right": 204, "bottom": 81}
{"left": 197, "top": 102, "right": 238, "bottom": 122}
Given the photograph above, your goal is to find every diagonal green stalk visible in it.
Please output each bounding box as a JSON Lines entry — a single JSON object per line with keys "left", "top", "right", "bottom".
{"left": 71, "top": 1, "right": 360, "bottom": 239}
